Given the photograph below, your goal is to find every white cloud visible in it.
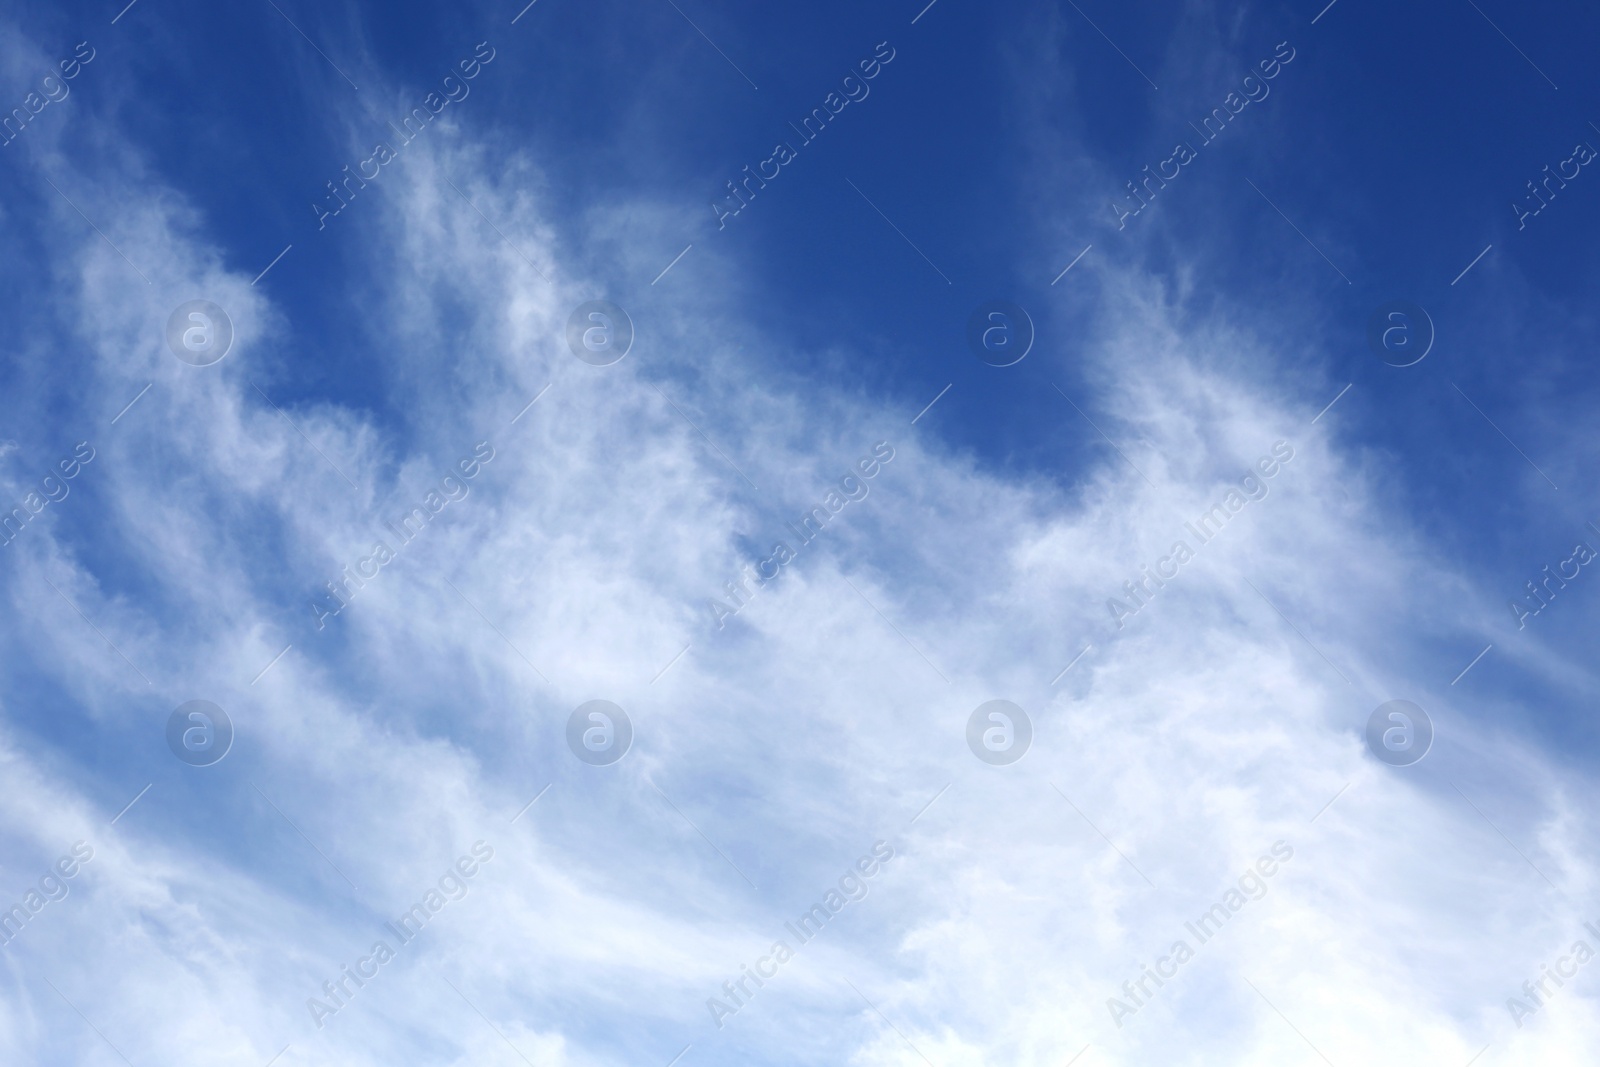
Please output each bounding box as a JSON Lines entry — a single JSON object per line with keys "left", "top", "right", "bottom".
{"left": 0, "top": 25, "right": 1594, "bottom": 1067}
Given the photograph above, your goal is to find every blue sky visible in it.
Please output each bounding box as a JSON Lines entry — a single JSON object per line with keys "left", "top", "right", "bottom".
{"left": 2, "top": 0, "right": 1600, "bottom": 1064}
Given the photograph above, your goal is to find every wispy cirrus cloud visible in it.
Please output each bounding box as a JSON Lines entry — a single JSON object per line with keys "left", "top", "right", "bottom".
{"left": 0, "top": 5, "right": 1596, "bottom": 1067}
